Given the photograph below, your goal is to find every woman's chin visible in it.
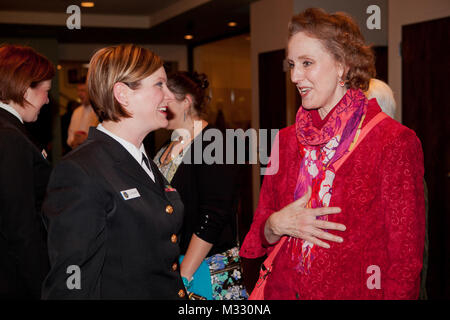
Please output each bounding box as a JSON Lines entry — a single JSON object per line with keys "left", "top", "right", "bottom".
{"left": 159, "top": 119, "right": 169, "bottom": 129}
{"left": 301, "top": 104, "right": 319, "bottom": 111}
{"left": 24, "top": 115, "right": 39, "bottom": 123}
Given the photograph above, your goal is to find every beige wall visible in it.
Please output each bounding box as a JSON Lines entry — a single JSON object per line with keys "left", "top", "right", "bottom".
{"left": 58, "top": 43, "right": 187, "bottom": 70}
{"left": 388, "top": 0, "right": 450, "bottom": 122}
{"left": 250, "top": 0, "right": 294, "bottom": 210}
{"left": 194, "top": 35, "right": 251, "bottom": 89}
{"left": 194, "top": 34, "right": 251, "bottom": 128}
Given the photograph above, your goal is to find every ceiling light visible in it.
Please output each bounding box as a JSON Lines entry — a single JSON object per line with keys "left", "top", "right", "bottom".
{"left": 184, "top": 34, "right": 193, "bottom": 40}
{"left": 81, "top": 2, "right": 95, "bottom": 8}
{"left": 57, "top": 65, "right": 62, "bottom": 70}
{"left": 228, "top": 21, "right": 237, "bottom": 27}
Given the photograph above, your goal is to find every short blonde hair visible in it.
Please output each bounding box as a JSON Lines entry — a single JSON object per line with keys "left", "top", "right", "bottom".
{"left": 365, "top": 78, "right": 397, "bottom": 118}
{"left": 87, "top": 44, "right": 163, "bottom": 122}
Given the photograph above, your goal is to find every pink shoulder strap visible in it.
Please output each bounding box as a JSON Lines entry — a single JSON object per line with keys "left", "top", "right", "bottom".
{"left": 265, "top": 237, "right": 286, "bottom": 265}
{"left": 333, "top": 112, "right": 388, "bottom": 172}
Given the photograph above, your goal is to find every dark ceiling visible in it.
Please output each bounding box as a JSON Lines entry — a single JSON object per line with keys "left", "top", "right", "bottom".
{"left": 0, "top": 0, "right": 181, "bottom": 15}
{"left": 0, "top": 0, "right": 256, "bottom": 46}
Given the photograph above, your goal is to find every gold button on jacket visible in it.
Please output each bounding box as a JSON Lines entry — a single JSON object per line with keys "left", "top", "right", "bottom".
{"left": 178, "top": 289, "right": 185, "bottom": 298}
{"left": 165, "top": 205, "right": 173, "bottom": 214}
{"left": 171, "top": 234, "right": 177, "bottom": 243}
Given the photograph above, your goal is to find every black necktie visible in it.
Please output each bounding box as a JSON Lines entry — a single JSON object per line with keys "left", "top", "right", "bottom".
{"left": 141, "top": 153, "right": 156, "bottom": 183}
{"left": 141, "top": 153, "right": 152, "bottom": 171}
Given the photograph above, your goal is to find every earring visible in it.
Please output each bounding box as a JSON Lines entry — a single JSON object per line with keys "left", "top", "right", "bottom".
{"left": 339, "top": 80, "right": 345, "bottom": 87}
{"left": 184, "top": 110, "right": 186, "bottom": 122}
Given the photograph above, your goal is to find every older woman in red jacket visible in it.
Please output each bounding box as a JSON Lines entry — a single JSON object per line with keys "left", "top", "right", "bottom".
{"left": 240, "top": 8, "right": 425, "bottom": 300}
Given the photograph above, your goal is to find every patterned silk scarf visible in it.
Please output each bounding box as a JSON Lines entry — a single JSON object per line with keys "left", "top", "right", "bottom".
{"left": 287, "top": 88, "right": 368, "bottom": 274}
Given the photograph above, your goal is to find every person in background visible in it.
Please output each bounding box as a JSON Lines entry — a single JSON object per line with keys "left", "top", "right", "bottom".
{"left": 0, "top": 44, "right": 55, "bottom": 299}
{"left": 42, "top": 44, "right": 186, "bottom": 299}
{"left": 154, "top": 71, "right": 246, "bottom": 300}
{"left": 66, "top": 80, "right": 99, "bottom": 149}
{"left": 240, "top": 8, "right": 425, "bottom": 299}
{"left": 365, "top": 78, "right": 396, "bottom": 118}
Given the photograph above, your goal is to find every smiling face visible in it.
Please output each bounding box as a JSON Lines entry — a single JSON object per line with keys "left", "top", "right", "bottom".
{"left": 126, "top": 66, "right": 174, "bottom": 132}
{"left": 22, "top": 79, "right": 52, "bottom": 122}
{"left": 287, "top": 31, "right": 347, "bottom": 118}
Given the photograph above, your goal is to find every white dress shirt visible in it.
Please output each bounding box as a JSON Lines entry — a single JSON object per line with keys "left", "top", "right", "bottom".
{"left": 96, "top": 124, "right": 155, "bottom": 182}
{"left": 67, "top": 104, "right": 99, "bottom": 147}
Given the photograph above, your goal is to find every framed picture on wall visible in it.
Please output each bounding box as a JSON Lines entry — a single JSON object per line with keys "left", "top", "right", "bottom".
{"left": 67, "top": 65, "right": 89, "bottom": 84}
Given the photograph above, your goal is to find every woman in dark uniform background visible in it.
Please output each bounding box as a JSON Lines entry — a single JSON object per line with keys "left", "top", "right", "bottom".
{"left": 0, "top": 44, "right": 55, "bottom": 299}
{"left": 42, "top": 44, "right": 186, "bottom": 299}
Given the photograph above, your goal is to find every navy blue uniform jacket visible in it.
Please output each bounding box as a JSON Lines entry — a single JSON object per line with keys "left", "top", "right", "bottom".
{"left": 0, "top": 108, "right": 51, "bottom": 299}
{"left": 42, "top": 128, "right": 185, "bottom": 299}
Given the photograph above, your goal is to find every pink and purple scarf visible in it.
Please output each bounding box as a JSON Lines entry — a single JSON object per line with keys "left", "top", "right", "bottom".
{"left": 287, "top": 88, "right": 368, "bottom": 274}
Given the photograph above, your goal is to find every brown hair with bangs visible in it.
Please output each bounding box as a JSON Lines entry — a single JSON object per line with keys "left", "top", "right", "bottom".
{"left": 87, "top": 44, "right": 163, "bottom": 122}
{"left": 0, "top": 44, "right": 55, "bottom": 107}
{"left": 288, "top": 8, "right": 376, "bottom": 91}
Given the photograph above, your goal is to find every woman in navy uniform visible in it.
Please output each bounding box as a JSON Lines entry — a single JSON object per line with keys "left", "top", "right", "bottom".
{"left": 0, "top": 44, "right": 54, "bottom": 299}
{"left": 42, "top": 44, "right": 186, "bottom": 299}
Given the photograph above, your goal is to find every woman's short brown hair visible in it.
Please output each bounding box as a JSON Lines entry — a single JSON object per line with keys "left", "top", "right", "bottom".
{"left": 0, "top": 44, "right": 55, "bottom": 107}
{"left": 288, "top": 8, "right": 375, "bottom": 91}
{"left": 87, "top": 44, "right": 163, "bottom": 122}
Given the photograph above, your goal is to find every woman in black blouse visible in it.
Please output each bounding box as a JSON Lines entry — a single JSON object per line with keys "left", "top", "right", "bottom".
{"left": 154, "top": 71, "right": 245, "bottom": 299}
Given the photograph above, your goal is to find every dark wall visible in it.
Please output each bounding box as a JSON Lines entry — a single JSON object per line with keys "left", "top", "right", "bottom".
{"left": 402, "top": 17, "right": 450, "bottom": 300}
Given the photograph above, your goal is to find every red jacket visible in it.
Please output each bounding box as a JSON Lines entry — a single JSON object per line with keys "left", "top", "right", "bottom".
{"left": 240, "top": 101, "right": 425, "bottom": 299}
